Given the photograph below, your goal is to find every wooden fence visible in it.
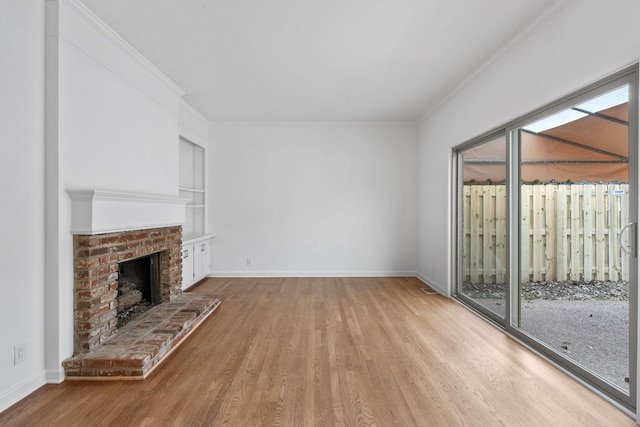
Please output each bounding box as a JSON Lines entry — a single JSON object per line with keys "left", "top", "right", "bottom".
{"left": 462, "top": 183, "right": 630, "bottom": 284}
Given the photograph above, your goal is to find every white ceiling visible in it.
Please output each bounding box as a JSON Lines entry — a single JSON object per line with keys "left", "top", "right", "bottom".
{"left": 80, "top": 0, "right": 566, "bottom": 123}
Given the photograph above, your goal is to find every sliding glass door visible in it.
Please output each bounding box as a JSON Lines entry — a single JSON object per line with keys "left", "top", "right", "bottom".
{"left": 454, "top": 68, "right": 638, "bottom": 410}
{"left": 513, "top": 80, "right": 637, "bottom": 405}
{"left": 457, "top": 134, "right": 507, "bottom": 323}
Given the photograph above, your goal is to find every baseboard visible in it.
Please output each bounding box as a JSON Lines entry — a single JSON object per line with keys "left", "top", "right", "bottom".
{"left": 415, "top": 272, "right": 449, "bottom": 296}
{"left": 206, "top": 271, "right": 449, "bottom": 296}
{"left": 0, "top": 370, "right": 47, "bottom": 414}
{"left": 46, "top": 367, "right": 65, "bottom": 384}
{"left": 208, "top": 270, "right": 417, "bottom": 278}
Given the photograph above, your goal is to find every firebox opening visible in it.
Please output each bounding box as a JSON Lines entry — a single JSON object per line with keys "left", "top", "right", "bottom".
{"left": 117, "top": 252, "right": 161, "bottom": 327}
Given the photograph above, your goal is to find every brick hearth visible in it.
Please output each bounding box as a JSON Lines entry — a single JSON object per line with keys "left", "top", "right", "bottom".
{"left": 64, "top": 225, "right": 220, "bottom": 379}
{"left": 63, "top": 292, "right": 220, "bottom": 379}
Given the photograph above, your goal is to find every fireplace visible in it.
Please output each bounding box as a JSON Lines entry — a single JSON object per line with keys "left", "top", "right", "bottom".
{"left": 116, "top": 253, "right": 161, "bottom": 327}
{"left": 63, "top": 190, "right": 220, "bottom": 379}
{"left": 72, "top": 226, "right": 182, "bottom": 354}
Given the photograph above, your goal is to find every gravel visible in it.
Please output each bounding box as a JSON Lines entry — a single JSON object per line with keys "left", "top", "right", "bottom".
{"left": 461, "top": 280, "right": 630, "bottom": 393}
{"left": 462, "top": 280, "right": 628, "bottom": 301}
{"left": 521, "top": 299, "right": 629, "bottom": 391}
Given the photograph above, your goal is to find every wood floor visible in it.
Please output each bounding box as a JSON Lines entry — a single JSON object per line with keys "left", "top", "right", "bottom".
{"left": 0, "top": 277, "right": 635, "bottom": 426}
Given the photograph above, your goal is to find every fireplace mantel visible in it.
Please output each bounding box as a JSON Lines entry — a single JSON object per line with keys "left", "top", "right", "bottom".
{"left": 66, "top": 189, "right": 188, "bottom": 235}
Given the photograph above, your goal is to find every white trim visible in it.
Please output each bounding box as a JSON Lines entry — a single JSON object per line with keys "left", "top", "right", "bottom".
{"left": 210, "top": 121, "right": 417, "bottom": 128}
{"left": 180, "top": 99, "right": 210, "bottom": 127}
{"left": 46, "top": 367, "right": 65, "bottom": 384}
{"left": 179, "top": 127, "right": 208, "bottom": 149}
{"left": 209, "top": 271, "right": 417, "bottom": 278}
{"left": 0, "top": 370, "right": 47, "bottom": 413}
{"left": 44, "top": 0, "right": 63, "bottom": 387}
{"left": 182, "top": 233, "right": 215, "bottom": 245}
{"left": 418, "top": 0, "right": 574, "bottom": 124}
{"left": 61, "top": 0, "right": 184, "bottom": 98}
{"left": 179, "top": 100, "right": 211, "bottom": 148}
{"left": 66, "top": 189, "right": 188, "bottom": 235}
{"left": 67, "top": 189, "right": 187, "bottom": 203}
{"left": 208, "top": 271, "right": 448, "bottom": 295}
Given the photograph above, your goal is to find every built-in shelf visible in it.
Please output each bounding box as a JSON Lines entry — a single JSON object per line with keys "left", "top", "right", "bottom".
{"left": 179, "top": 137, "right": 206, "bottom": 236}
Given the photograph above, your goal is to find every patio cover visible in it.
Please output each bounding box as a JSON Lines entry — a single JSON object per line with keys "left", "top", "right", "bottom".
{"left": 463, "top": 103, "right": 629, "bottom": 184}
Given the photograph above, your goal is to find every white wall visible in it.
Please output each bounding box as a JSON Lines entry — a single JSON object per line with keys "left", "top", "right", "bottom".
{"left": 0, "top": 0, "right": 47, "bottom": 413}
{"left": 0, "top": 1, "right": 200, "bottom": 411}
{"left": 44, "top": 0, "right": 186, "bottom": 389}
{"left": 59, "top": 1, "right": 182, "bottom": 195}
{"left": 179, "top": 100, "right": 210, "bottom": 149}
{"left": 210, "top": 124, "right": 418, "bottom": 276}
{"left": 417, "top": 0, "right": 640, "bottom": 295}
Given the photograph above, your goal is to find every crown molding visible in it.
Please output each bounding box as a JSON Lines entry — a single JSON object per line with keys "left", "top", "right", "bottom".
{"left": 418, "top": 0, "right": 574, "bottom": 124}
{"left": 209, "top": 120, "right": 417, "bottom": 128}
{"left": 180, "top": 99, "right": 211, "bottom": 127}
{"left": 60, "top": 0, "right": 185, "bottom": 98}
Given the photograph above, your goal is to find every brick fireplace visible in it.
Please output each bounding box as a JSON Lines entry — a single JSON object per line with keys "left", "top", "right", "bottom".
{"left": 72, "top": 226, "right": 182, "bottom": 354}
{"left": 63, "top": 189, "right": 220, "bottom": 379}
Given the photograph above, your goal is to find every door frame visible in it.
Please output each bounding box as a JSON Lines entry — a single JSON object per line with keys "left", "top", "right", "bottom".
{"left": 453, "top": 130, "right": 510, "bottom": 327}
{"left": 505, "top": 68, "right": 638, "bottom": 410}
{"left": 452, "top": 65, "right": 639, "bottom": 412}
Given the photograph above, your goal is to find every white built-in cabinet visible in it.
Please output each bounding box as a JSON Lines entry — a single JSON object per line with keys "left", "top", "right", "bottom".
{"left": 179, "top": 136, "right": 214, "bottom": 290}
{"left": 181, "top": 237, "right": 211, "bottom": 290}
{"left": 181, "top": 244, "right": 195, "bottom": 289}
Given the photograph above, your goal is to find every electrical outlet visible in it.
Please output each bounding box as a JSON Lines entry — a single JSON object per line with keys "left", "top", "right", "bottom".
{"left": 14, "top": 343, "right": 26, "bottom": 365}
{"left": 246, "top": 258, "right": 252, "bottom": 267}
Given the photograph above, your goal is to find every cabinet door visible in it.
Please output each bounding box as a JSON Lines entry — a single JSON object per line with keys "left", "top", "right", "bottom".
{"left": 201, "top": 240, "right": 211, "bottom": 275}
{"left": 181, "top": 244, "right": 194, "bottom": 290}
{"left": 194, "top": 240, "right": 211, "bottom": 280}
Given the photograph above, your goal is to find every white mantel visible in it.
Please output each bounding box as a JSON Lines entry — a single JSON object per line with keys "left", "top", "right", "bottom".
{"left": 66, "top": 189, "right": 188, "bottom": 235}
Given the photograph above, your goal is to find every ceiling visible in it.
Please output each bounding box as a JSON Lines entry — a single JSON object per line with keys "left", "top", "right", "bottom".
{"left": 80, "top": 0, "right": 566, "bottom": 123}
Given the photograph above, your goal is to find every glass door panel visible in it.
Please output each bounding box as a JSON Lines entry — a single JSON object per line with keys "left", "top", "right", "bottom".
{"left": 458, "top": 135, "right": 507, "bottom": 321}
{"left": 515, "top": 84, "right": 635, "bottom": 397}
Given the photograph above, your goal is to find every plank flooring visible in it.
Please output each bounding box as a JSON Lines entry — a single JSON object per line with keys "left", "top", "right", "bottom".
{"left": 0, "top": 277, "right": 635, "bottom": 426}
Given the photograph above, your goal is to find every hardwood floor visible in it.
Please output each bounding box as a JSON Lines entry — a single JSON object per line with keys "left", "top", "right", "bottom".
{"left": 0, "top": 277, "right": 634, "bottom": 426}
